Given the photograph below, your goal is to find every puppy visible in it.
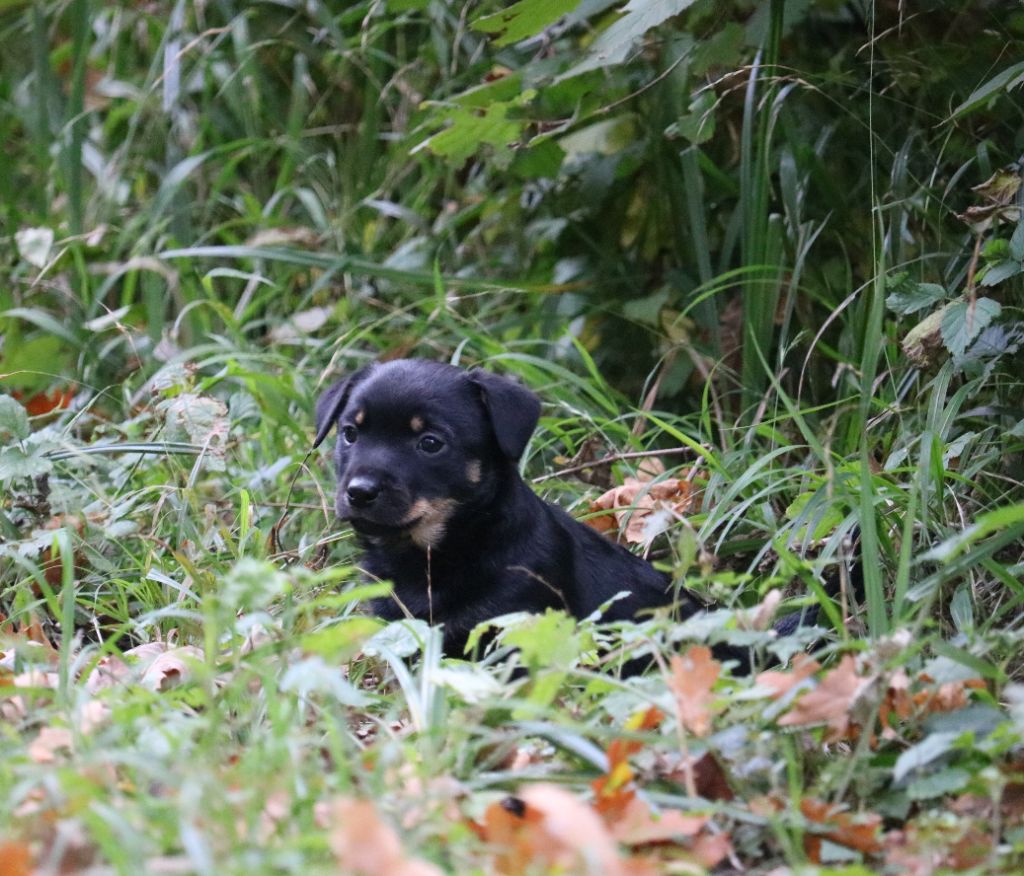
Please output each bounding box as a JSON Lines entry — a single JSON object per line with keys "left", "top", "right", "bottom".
{"left": 313, "top": 359, "right": 709, "bottom": 660}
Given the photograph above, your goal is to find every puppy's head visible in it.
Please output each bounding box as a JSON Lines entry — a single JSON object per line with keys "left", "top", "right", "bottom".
{"left": 314, "top": 359, "right": 540, "bottom": 549}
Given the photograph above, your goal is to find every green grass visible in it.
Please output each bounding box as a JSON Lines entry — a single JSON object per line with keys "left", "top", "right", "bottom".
{"left": 2, "top": 1, "right": 1024, "bottom": 873}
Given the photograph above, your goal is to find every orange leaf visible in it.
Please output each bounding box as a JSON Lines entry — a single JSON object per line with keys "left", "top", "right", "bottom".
{"left": 484, "top": 785, "right": 625, "bottom": 876}
{"left": 801, "top": 798, "right": 882, "bottom": 862}
{"left": 755, "top": 653, "right": 821, "bottom": 700}
{"left": 326, "top": 797, "right": 442, "bottom": 876}
{"left": 778, "top": 654, "right": 869, "bottom": 742}
{"left": 668, "top": 645, "right": 720, "bottom": 737}
{"left": 0, "top": 842, "right": 32, "bottom": 876}
{"left": 12, "top": 388, "right": 74, "bottom": 416}
{"left": 610, "top": 795, "right": 708, "bottom": 845}
{"left": 587, "top": 474, "right": 700, "bottom": 544}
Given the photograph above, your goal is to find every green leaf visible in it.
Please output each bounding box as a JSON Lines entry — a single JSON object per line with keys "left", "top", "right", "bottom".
{"left": 503, "top": 609, "right": 584, "bottom": 668}
{"left": 949, "top": 59, "right": 1024, "bottom": 120}
{"left": 473, "top": 0, "right": 580, "bottom": 47}
{"left": 906, "top": 767, "right": 970, "bottom": 801}
{"left": 940, "top": 297, "right": 1001, "bottom": 358}
{"left": 300, "top": 617, "right": 382, "bottom": 661}
{"left": 0, "top": 444, "right": 53, "bottom": 480}
{"left": 885, "top": 278, "right": 946, "bottom": 315}
{"left": 785, "top": 490, "right": 844, "bottom": 542}
{"left": 669, "top": 88, "right": 717, "bottom": 145}
{"left": 1010, "top": 219, "right": 1024, "bottom": 261}
{"left": 922, "top": 502, "right": 1024, "bottom": 563}
{"left": 414, "top": 92, "right": 535, "bottom": 164}
{"left": 979, "top": 260, "right": 1022, "bottom": 287}
{"left": 0, "top": 395, "right": 30, "bottom": 440}
{"left": 893, "top": 731, "right": 959, "bottom": 783}
{"left": 558, "top": 0, "right": 698, "bottom": 81}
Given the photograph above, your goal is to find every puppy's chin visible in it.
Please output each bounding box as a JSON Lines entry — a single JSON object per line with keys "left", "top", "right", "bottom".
{"left": 343, "top": 498, "right": 458, "bottom": 550}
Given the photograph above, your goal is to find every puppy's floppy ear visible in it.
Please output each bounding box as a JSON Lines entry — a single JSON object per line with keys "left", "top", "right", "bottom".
{"left": 468, "top": 369, "right": 541, "bottom": 461}
{"left": 313, "top": 365, "right": 372, "bottom": 449}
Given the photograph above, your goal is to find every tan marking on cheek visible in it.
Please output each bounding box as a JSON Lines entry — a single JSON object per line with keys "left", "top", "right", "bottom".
{"left": 465, "top": 460, "right": 482, "bottom": 484}
{"left": 407, "top": 498, "right": 458, "bottom": 549}
{"left": 354, "top": 409, "right": 365, "bottom": 425}
{"left": 410, "top": 416, "right": 424, "bottom": 433}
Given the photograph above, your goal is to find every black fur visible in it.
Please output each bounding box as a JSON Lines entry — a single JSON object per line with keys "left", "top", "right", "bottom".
{"left": 314, "top": 359, "right": 704, "bottom": 659}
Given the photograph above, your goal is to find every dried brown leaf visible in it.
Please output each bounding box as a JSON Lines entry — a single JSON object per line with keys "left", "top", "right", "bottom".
{"left": 28, "top": 726, "right": 73, "bottom": 764}
{"left": 326, "top": 797, "right": 442, "bottom": 876}
{"left": 755, "top": 653, "right": 821, "bottom": 700}
{"left": 801, "top": 798, "right": 882, "bottom": 863}
{"left": 778, "top": 654, "right": 870, "bottom": 741}
{"left": 668, "top": 645, "right": 720, "bottom": 737}
{"left": 484, "top": 785, "right": 624, "bottom": 876}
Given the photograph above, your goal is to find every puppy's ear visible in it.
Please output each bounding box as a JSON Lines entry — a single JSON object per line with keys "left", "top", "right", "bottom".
{"left": 313, "top": 366, "right": 372, "bottom": 449}
{"left": 468, "top": 369, "right": 541, "bottom": 460}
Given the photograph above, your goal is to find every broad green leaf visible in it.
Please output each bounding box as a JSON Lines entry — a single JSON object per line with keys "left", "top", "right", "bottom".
{"left": 1011, "top": 219, "right": 1024, "bottom": 261}
{"left": 892, "top": 731, "right": 959, "bottom": 783}
{"left": 0, "top": 395, "right": 30, "bottom": 440}
{"left": 885, "top": 277, "right": 946, "bottom": 315}
{"left": 279, "top": 655, "right": 373, "bottom": 707}
{"left": 939, "top": 297, "right": 1001, "bottom": 358}
{"left": 430, "top": 665, "right": 504, "bottom": 703}
{"left": 785, "top": 490, "right": 844, "bottom": 542}
{"left": 906, "top": 767, "right": 970, "bottom": 800}
{"left": 979, "top": 259, "right": 1022, "bottom": 287}
{"left": 362, "top": 619, "right": 430, "bottom": 658}
{"left": 474, "top": 0, "right": 580, "bottom": 47}
{"left": 300, "top": 617, "right": 382, "bottom": 661}
{"left": 414, "top": 92, "right": 536, "bottom": 164}
{"left": 669, "top": 88, "right": 717, "bottom": 145}
{"left": 558, "top": 0, "right": 698, "bottom": 81}
{"left": 503, "top": 609, "right": 585, "bottom": 668}
{"left": 0, "top": 444, "right": 53, "bottom": 480}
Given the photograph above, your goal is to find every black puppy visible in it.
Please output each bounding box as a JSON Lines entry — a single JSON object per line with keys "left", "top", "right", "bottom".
{"left": 313, "top": 359, "right": 704, "bottom": 658}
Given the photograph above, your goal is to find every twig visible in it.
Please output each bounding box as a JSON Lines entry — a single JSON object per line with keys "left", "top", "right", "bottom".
{"left": 531, "top": 446, "right": 702, "bottom": 484}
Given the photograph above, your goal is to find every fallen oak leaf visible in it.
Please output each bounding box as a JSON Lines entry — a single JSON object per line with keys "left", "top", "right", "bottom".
{"left": 483, "top": 785, "right": 625, "bottom": 876}
{"left": 668, "top": 645, "right": 720, "bottom": 737}
{"left": 755, "top": 653, "right": 821, "bottom": 700}
{"left": 588, "top": 471, "right": 701, "bottom": 545}
{"left": 609, "top": 795, "right": 709, "bottom": 845}
{"left": 801, "top": 798, "right": 882, "bottom": 863}
{"left": 778, "top": 654, "right": 872, "bottom": 742}
{"left": 28, "top": 726, "right": 73, "bottom": 764}
{"left": 326, "top": 797, "right": 443, "bottom": 876}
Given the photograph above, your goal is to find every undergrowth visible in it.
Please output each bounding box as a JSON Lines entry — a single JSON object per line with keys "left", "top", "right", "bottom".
{"left": 1, "top": 1, "right": 1023, "bottom": 873}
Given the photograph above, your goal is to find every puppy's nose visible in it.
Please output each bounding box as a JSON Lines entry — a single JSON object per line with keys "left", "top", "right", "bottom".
{"left": 346, "top": 476, "right": 381, "bottom": 508}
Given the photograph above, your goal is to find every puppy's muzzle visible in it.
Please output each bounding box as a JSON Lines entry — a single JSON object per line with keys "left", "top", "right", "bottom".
{"left": 345, "top": 475, "right": 382, "bottom": 509}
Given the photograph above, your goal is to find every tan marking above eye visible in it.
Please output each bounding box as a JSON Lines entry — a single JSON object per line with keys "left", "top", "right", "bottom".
{"left": 410, "top": 416, "right": 425, "bottom": 432}
{"left": 354, "top": 409, "right": 365, "bottom": 425}
{"left": 465, "top": 460, "right": 482, "bottom": 484}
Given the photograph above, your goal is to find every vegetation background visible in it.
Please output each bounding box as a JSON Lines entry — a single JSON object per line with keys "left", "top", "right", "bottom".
{"left": 1, "top": 0, "right": 1023, "bottom": 872}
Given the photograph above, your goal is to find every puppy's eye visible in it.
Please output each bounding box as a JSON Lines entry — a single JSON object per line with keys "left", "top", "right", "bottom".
{"left": 341, "top": 425, "right": 358, "bottom": 444}
{"left": 417, "top": 435, "right": 445, "bottom": 455}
